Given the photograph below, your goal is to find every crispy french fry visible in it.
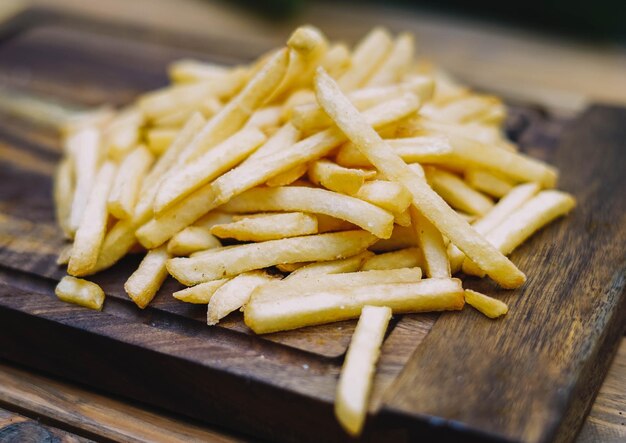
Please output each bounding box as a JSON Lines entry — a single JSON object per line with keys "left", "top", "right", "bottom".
{"left": 173, "top": 279, "right": 230, "bottom": 304}
{"left": 308, "top": 160, "right": 376, "bottom": 195}
{"left": 135, "top": 94, "right": 420, "bottom": 248}
{"left": 167, "top": 227, "right": 222, "bottom": 256}
{"left": 276, "top": 262, "right": 308, "bottom": 273}
{"left": 55, "top": 276, "right": 105, "bottom": 310}
{"left": 245, "top": 277, "right": 463, "bottom": 333}
{"left": 370, "top": 225, "right": 417, "bottom": 252}
{"left": 104, "top": 108, "right": 143, "bottom": 160}
{"left": 285, "top": 251, "right": 374, "bottom": 279}
{"left": 244, "top": 106, "right": 283, "bottom": 130}
{"left": 108, "top": 145, "right": 154, "bottom": 219}
{"left": 154, "top": 127, "right": 266, "bottom": 213}
{"left": 53, "top": 158, "right": 74, "bottom": 239}
{"left": 394, "top": 209, "right": 412, "bottom": 227}
{"left": 124, "top": 245, "right": 170, "bottom": 309}
{"left": 464, "top": 289, "right": 508, "bottom": 319}
{"left": 68, "top": 126, "right": 101, "bottom": 233}
{"left": 335, "top": 305, "right": 391, "bottom": 436}
{"left": 246, "top": 123, "right": 300, "bottom": 162}
{"left": 366, "top": 33, "right": 414, "bottom": 87}
{"left": 167, "top": 230, "right": 377, "bottom": 285}
{"left": 315, "top": 214, "right": 358, "bottom": 233}
{"left": 425, "top": 167, "right": 494, "bottom": 216}
{"left": 68, "top": 162, "right": 117, "bottom": 276}
{"left": 337, "top": 28, "right": 392, "bottom": 91}
{"left": 356, "top": 180, "right": 412, "bottom": 215}
{"left": 207, "top": 270, "right": 278, "bottom": 325}
{"left": 146, "top": 128, "right": 178, "bottom": 156}
{"left": 465, "top": 169, "right": 515, "bottom": 198}
{"left": 220, "top": 186, "right": 394, "bottom": 239}
{"left": 422, "top": 95, "right": 505, "bottom": 125}
{"left": 410, "top": 206, "right": 450, "bottom": 277}
{"left": 266, "top": 163, "right": 308, "bottom": 187}
{"left": 360, "top": 247, "right": 421, "bottom": 271}
{"left": 315, "top": 68, "right": 526, "bottom": 288}
{"left": 211, "top": 212, "right": 318, "bottom": 241}
{"left": 463, "top": 190, "right": 575, "bottom": 276}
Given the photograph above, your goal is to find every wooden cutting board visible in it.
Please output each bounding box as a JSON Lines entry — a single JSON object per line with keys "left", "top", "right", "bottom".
{"left": 0, "top": 9, "right": 624, "bottom": 443}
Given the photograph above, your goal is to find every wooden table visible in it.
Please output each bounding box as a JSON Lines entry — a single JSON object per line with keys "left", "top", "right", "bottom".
{"left": 0, "top": 1, "right": 624, "bottom": 442}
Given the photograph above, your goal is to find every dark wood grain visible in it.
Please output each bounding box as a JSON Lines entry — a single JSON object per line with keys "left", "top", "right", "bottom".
{"left": 0, "top": 408, "right": 92, "bottom": 443}
{"left": 0, "top": 10, "right": 623, "bottom": 443}
{"left": 380, "top": 106, "right": 626, "bottom": 442}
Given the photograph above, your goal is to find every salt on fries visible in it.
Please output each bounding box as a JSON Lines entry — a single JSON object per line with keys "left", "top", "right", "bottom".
{"left": 52, "top": 26, "right": 575, "bottom": 436}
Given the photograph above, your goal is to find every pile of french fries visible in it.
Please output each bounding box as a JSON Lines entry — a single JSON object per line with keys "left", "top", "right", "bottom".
{"left": 53, "top": 26, "right": 575, "bottom": 435}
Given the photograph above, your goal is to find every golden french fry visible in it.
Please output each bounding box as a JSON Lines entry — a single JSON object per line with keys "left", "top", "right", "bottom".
{"left": 244, "top": 106, "right": 283, "bottom": 131}
{"left": 315, "top": 67, "right": 526, "bottom": 288}
{"left": 315, "top": 214, "right": 358, "bottom": 233}
{"left": 370, "top": 225, "right": 417, "bottom": 252}
{"left": 168, "top": 59, "right": 236, "bottom": 83}
{"left": 245, "top": 277, "right": 463, "bottom": 333}
{"left": 211, "top": 212, "right": 318, "bottom": 242}
{"left": 422, "top": 95, "right": 505, "bottom": 125}
{"left": 68, "top": 162, "right": 117, "bottom": 276}
{"left": 394, "top": 209, "right": 412, "bottom": 227}
{"left": 135, "top": 93, "right": 420, "bottom": 248}
{"left": 246, "top": 123, "right": 300, "bottom": 162}
{"left": 146, "top": 128, "right": 178, "bottom": 156}
{"left": 465, "top": 169, "right": 515, "bottom": 198}
{"left": 173, "top": 279, "right": 230, "bottom": 304}
{"left": 425, "top": 167, "right": 494, "bottom": 216}
{"left": 463, "top": 190, "right": 575, "bottom": 276}
{"left": 285, "top": 251, "right": 374, "bottom": 279}
{"left": 276, "top": 262, "right": 308, "bottom": 273}
{"left": 67, "top": 126, "right": 101, "bottom": 233}
{"left": 417, "top": 119, "right": 517, "bottom": 152}
{"left": 167, "top": 230, "right": 377, "bottom": 285}
{"left": 335, "top": 305, "right": 391, "bottom": 436}
{"left": 266, "top": 163, "right": 308, "bottom": 187}
{"left": 124, "top": 245, "right": 170, "bottom": 309}
{"left": 55, "top": 276, "right": 105, "bottom": 310}
{"left": 154, "top": 127, "right": 266, "bottom": 213}
{"left": 56, "top": 244, "right": 73, "bottom": 266}
{"left": 320, "top": 43, "right": 351, "bottom": 78}
{"left": 366, "top": 33, "right": 414, "bottom": 87}
{"left": 410, "top": 206, "right": 450, "bottom": 278}
{"left": 167, "top": 227, "right": 222, "bottom": 256}
{"left": 108, "top": 145, "right": 154, "bottom": 220}
{"left": 104, "top": 107, "right": 143, "bottom": 160}
{"left": 356, "top": 180, "right": 412, "bottom": 215}
{"left": 464, "top": 289, "right": 508, "bottom": 319}
{"left": 207, "top": 270, "right": 278, "bottom": 325}
{"left": 308, "top": 160, "right": 376, "bottom": 195}
{"left": 360, "top": 247, "right": 422, "bottom": 271}
{"left": 220, "top": 186, "right": 394, "bottom": 239}
{"left": 53, "top": 158, "right": 74, "bottom": 239}
{"left": 337, "top": 28, "right": 392, "bottom": 91}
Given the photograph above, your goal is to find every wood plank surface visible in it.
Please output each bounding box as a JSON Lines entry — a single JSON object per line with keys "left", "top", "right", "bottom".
{"left": 0, "top": 10, "right": 623, "bottom": 443}
{"left": 0, "top": 407, "right": 92, "bottom": 443}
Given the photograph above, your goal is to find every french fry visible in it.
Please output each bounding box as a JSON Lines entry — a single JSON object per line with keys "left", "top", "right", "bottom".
{"left": 124, "top": 245, "right": 171, "bottom": 309}
{"left": 360, "top": 247, "right": 422, "bottom": 271}
{"left": 355, "top": 180, "right": 412, "bottom": 215}
{"left": 167, "top": 230, "right": 377, "bottom": 285}
{"left": 394, "top": 209, "right": 412, "bottom": 227}
{"left": 337, "top": 28, "right": 392, "bottom": 91}
{"left": 335, "top": 305, "right": 391, "bottom": 436}
{"left": 146, "top": 128, "right": 177, "bottom": 156}
{"left": 167, "top": 227, "right": 222, "bottom": 256}
{"left": 421, "top": 95, "right": 504, "bottom": 125}
{"left": 154, "top": 127, "right": 266, "bottom": 213}
{"left": 244, "top": 277, "right": 463, "bottom": 333}
{"left": 276, "top": 263, "right": 308, "bottom": 273}
{"left": 315, "top": 68, "right": 526, "bottom": 288}
{"left": 55, "top": 276, "right": 105, "bottom": 311}
{"left": 425, "top": 167, "right": 494, "bottom": 216}
{"left": 108, "top": 145, "right": 154, "bottom": 220}
{"left": 211, "top": 212, "right": 318, "bottom": 241}
{"left": 179, "top": 48, "right": 289, "bottom": 162}
{"left": 410, "top": 206, "right": 450, "bottom": 277}
{"left": 207, "top": 271, "right": 278, "bottom": 325}
{"left": 220, "top": 187, "right": 394, "bottom": 239}
{"left": 135, "top": 93, "right": 420, "bottom": 248}
{"left": 104, "top": 107, "right": 143, "bottom": 160}
{"left": 316, "top": 214, "right": 357, "bottom": 233}
{"left": 56, "top": 244, "right": 73, "bottom": 266}
{"left": 417, "top": 119, "right": 517, "bottom": 152}
{"left": 53, "top": 158, "right": 74, "bottom": 239}
{"left": 320, "top": 43, "right": 351, "bottom": 78}
{"left": 244, "top": 106, "right": 283, "bottom": 131}
{"left": 68, "top": 161, "right": 117, "bottom": 276}
{"left": 246, "top": 123, "right": 300, "bottom": 162}
{"left": 464, "top": 289, "right": 508, "bottom": 319}
{"left": 286, "top": 251, "right": 374, "bottom": 279}
{"left": 465, "top": 169, "right": 515, "bottom": 198}
{"left": 462, "top": 190, "right": 575, "bottom": 276}
{"left": 168, "top": 59, "right": 238, "bottom": 83}
{"left": 266, "top": 163, "right": 308, "bottom": 187}
{"left": 370, "top": 225, "right": 417, "bottom": 252}
{"left": 173, "top": 279, "right": 230, "bottom": 304}
{"left": 68, "top": 126, "right": 101, "bottom": 233}
{"left": 308, "top": 160, "right": 376, "bottom": 195}
{"left": 366, "top": 33, "right": 414, "bottom": 87}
